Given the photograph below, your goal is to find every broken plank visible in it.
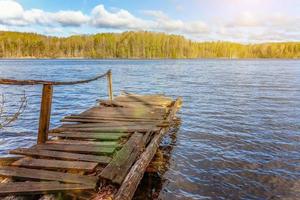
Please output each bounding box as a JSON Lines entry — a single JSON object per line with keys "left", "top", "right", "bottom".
{"left": 49, "top": 132, "right": 127, "bottom": 140}
{"left": 0, "top": 181, "right": 93, "bottom": 196}
{"left": 100, "top": 132, "right": 145, "bottom": 184}
{"left": 33, "top": 144, "right": 116, "bottom": 155}
{"left": 9, "top": 148, "right": 111, "bottom": 164}
{"left": 0, "top": 167, "right": 97, "bottom": 186}
{"left": 11, "top": 157, "right": 98, "bottom": 172}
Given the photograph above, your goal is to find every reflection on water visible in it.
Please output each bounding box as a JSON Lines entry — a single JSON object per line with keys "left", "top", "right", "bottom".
{"left": 0, "top": 59, "right": 300, "bottom": 199}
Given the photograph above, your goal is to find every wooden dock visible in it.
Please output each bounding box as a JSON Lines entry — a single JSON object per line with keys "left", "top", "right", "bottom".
{"left": 0, "top": 70, "right": 182, "bottom": 200}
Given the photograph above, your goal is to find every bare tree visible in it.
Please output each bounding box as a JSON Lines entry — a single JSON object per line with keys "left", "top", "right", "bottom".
{"left": 0, "top": 92, "right": 27, "bottom": 129}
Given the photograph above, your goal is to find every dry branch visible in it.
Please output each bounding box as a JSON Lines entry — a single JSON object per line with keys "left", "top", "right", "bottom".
{"left": 0, "top": 92, "right": 27, "bottom": 129}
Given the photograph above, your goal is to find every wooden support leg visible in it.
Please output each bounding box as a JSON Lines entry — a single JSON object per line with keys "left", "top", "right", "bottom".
{"left": 107, "top": 70, "right": 113, "bottom": 101}
{"left": 37, "top": 84, "right": 53, "bottom": 144}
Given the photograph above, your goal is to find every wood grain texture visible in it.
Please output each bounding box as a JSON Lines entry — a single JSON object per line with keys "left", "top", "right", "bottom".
{"left": 12, "top": 157, "right": 98, "bottom": 172}
{"left": 0, "top": 181, "right": 94, "bottom": 196}
{"left": 100, "top": 132, "right": 144, "bottom": 184}
{"left": 49, "top": 132, "right": 127, "bottom": 140}
{"left": 46, "top": 139, "right": 118, "bottom": 146}
{"left": 50, "top": 126, "right": 158, "bottom": 133}
{"left": 33, "top": 144, "right": 116, "bottom": 155}
{"left": 10, "top": 148, "right": 111, "bottom": 163}
{"left": 62, "top": 116, "right": 167, "bottom": 123}
{"left": 37, "top": 84, "right": 53, "bottom": 144}
{"left": 0, "top": 167, "right": 97, "bottom": 186}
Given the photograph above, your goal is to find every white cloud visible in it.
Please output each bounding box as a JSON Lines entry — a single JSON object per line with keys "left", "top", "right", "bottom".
{"left": 91, "top": 5, "right": 150, "bottom": 29}
{"left": 23, "top": 9, "right": 52, "bottom": 26}
{"left": 0, "top": 0, "right": 299, "bottom": 42}
{"left": 0, "top": 0, "right": 23, "bottom": 19}
{"left": 52, "top": 11, "right": 89, "bottom": 26}
{"left": 0, "top": 1, "right": 208, "bottom": 36}
{"left": 0, "top": 0, "right": 88, "bottom": 27}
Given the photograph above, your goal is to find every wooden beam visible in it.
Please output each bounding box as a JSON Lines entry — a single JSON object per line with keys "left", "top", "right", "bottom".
{"left": 100, "top": 132, "right": 145, "bottom": 184}
{"left": 37, "top": 84, "right": 53, "bottom": 144}
{"left": 114, "top": 128, "right": 167, "bottom": 200}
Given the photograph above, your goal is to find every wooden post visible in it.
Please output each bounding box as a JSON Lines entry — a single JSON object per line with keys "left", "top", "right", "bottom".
{"left": 107, "top": 70, "right": 113, "bottom": 101}
{"left": 37, "top": 84, "right": 53, "bottom": 144}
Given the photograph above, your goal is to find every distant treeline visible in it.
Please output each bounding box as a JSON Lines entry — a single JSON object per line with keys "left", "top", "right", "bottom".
{"left": 0, "top": 31, "right": 300, "bottom": 59}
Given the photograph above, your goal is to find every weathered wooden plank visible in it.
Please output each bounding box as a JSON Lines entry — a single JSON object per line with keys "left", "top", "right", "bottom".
{"left": 0, "top": 181, "right": 94, "bottom": 196}
{"left": 75, "top": 114, "right": 164, "bottom": 120}
{"left": 62, "top": 116, "right": 167, "bottom": 123}
{"left": 0, "top": 157, "right": 23, "bottom": 166}
{"left": 49, "top": 132, "right": 126, "bottom": 140}
{"left": 46, "top": 140, "right": 118, "bottom": 147}
{"left": 98, "top": 99, "right": 170, "bottom": 109}
{"left": 11, "top": 157, "right": 98, "bottom": 172}
{"left": 50, "top": 126, "right": 159, "bottom": 133}
{"left": 0, "top": 167, "right": 97, "bottom": 186}
{"left": 60, "top": 122, "right": 160, "bottom": 128}
{"left": 113, "top": 95, "right": 173, "bottom": 106}
{"left": 81, "top": 105, "right": 165, "bottom": 112}
{"left": 33, "top": 144, "right": 116, "bottom": 155}
{"left": 100, "top": 132, "right": 145, "bottom": 184}
{"left": 78, "top": 107, "right": 164, "bottom": 119}
{"left": 9, "top": 148, "right": 111, "bottom": 164}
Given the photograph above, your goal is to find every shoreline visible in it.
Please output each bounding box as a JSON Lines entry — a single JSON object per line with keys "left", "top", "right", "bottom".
{"left": 0, "top": 57, "right": 300, "bottom": 61}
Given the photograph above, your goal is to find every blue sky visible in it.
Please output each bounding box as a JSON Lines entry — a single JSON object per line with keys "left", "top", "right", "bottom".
{"left": 0, "top": 0, "right": 299, "bottom": 43}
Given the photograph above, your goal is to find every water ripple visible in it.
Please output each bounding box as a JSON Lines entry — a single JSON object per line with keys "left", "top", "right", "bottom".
{"left": 0, "top": 59, "right": 299, "bottom": 200}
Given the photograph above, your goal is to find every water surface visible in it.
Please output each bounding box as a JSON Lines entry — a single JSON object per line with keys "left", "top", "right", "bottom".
{"left": 0, "top": 59, "right": 299, "bottom": 199}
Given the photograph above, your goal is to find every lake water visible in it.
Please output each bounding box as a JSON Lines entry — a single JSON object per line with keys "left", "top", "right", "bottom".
{"left": 0, "top": 59, "right": 300, "bottom": 200}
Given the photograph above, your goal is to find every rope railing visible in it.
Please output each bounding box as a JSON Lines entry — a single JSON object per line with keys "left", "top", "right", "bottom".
{"left": 0, "top": 69, "right": 113, "bottom": 144}
{"left": 0, "top": 70, "right": 111, "bottom": 85}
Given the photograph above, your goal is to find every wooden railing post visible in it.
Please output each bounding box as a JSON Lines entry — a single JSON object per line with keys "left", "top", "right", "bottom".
{"left": 37, "top": 84, "right": 53, "bottom": 144}
{"left": 107, "top": 70, "right": 113, "bottom": 101}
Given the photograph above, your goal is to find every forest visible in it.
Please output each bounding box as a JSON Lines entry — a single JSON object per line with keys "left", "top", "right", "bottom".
{"left": 0, "top": 31, "right": 299, "bottom": 59}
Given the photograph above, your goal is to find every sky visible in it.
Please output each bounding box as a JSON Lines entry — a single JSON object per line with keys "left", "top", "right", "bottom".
{"left": 0, "top": 0, "right": 299, "bottom": 43}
